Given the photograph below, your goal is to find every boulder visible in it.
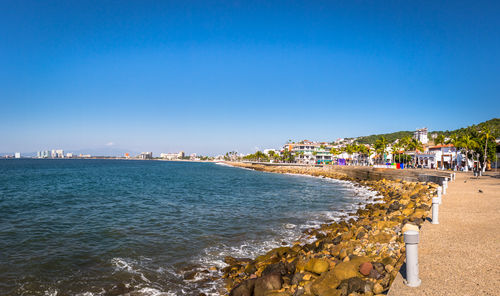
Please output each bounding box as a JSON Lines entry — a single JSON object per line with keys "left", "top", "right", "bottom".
{"left": 373, "top": 283, "right": 384, "bottom": 294}
{"left": 264, "top": 291, "right": 292, "bottom": 296}
{"left": 230, "top": 278, "right": 256, "bottom": 296}
{"left": 359, "top": 262, "right": 373, "bottom": 276}
{"left": 401, "top": 223, "right": 419, "bottom": 234}
{"left": 263, "top": 260, "right": 296, "bottom": 277}
{"left": 311, "top": 270, "right": 341, "bottom": 296}
{"left": 338, "top": 277, "right": 373, "bottom": 295}
{"left": 368, "top": 268, "right": 382, "bottom": 279}
{"left": 401, "top": 208, "right": 413, "bottom": 216}
{"left": 372, "top": 232, "right": 392, "bottom": 244}
{"left": 305, "top": 258, "right": 330, "bottom": 274}
{"left": 254, "top": 273, "right": 283, "bottom": 296}
{"left": 331, "top": 256, "right": 368, "bottom": 281}
{"left": 411, "top": 209, "right": 426, "bottom": 219}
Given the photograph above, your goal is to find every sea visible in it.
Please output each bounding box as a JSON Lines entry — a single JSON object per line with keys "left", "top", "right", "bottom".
{"left": 0, "top": 159, "right": 378, "bottom": 296}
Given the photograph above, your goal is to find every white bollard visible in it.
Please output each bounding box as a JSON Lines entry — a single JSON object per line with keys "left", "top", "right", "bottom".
{"left": 442, "top": 179, "right": 447, "bottom": 195}
{"left": 432, "top": 197, "right": 439, "bottom": 224}
{"left": 404, "top": 230, "right": 421, "bottom": 287}
{"left": 437, "top": 186, "right": 442, "bottom": 204}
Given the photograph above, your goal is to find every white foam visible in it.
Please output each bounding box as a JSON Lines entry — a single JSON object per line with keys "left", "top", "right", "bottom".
{"left": 135, "top": 287, "right": 174, "bottom": 296}
{"left": 111, "top": 257, "right": 151, "bottom": 283}
{"left": 44, "top": 289, "right": 58, "bottom": 296}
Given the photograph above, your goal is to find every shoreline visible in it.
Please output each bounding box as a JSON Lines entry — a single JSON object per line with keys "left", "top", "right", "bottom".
{"left": 220, "top": 162, "right": 438, "bottom": 296}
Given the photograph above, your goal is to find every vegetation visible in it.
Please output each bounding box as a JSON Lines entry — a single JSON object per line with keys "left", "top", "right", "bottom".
{"left": 356, "top": 131, "right": 414, "bottom": 145}
{"left": 355, "top": 118, "right": 499, "bottom": 145}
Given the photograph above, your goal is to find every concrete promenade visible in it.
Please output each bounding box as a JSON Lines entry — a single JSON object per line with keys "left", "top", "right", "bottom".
{"left": 388, "top": 172, "right": 500, "bottom": 296}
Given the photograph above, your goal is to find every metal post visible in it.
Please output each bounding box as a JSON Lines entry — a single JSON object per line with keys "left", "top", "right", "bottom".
{"left": 404, "top": 230, "right": 421, "bottom": 287}
{"left": 432, "top": 197, "right": 439, "bottom": 224}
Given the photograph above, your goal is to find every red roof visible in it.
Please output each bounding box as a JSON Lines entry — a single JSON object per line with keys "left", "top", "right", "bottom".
{"left": 429, "top": 144, "right": 454, "bottom": 149}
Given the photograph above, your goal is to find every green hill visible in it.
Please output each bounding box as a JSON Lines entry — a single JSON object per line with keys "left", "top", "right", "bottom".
{"left": 354, "top": 118, "right": 499, "bottom": 144}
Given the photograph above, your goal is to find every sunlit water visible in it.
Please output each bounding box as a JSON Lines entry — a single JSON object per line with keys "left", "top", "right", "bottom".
{"left": 0, "top": 159, "right": 377, "bottom": 295}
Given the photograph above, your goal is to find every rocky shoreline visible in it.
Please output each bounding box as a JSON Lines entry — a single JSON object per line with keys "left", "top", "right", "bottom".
{"left": 220, "top": 162, "right": 437, "bottom": 296}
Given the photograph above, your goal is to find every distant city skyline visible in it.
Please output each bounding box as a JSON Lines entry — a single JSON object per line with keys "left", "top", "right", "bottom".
{"left": 1, "top": 1, "right": 499, "bottom": 155}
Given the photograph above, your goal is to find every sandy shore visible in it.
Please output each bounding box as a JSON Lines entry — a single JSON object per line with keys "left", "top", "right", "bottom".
{"left": 388, "top": 172, "right": 500, "bottom": 296}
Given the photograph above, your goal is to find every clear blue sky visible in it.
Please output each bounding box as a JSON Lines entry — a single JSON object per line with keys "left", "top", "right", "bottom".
{"left": 1, "top": 1, "right": 499, "bottom": 155}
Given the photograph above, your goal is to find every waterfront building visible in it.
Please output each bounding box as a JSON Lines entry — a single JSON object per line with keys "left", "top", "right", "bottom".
{"left": 160, "top": 152, "right": 182, "bottom": 160}
{"left": 66, "top": 153, "right": 73, "bottom": 158}
{"left": 414, "top": 144, "right": 461, "bottom": 169}
{"left": 139, "top": 152, "right": 153, "bottom": 160}
{"left": 283, "top": 140, "right": 335, "bottom": 164}
{"left": 15, "top": 152, "right": 21, "bottom": 159}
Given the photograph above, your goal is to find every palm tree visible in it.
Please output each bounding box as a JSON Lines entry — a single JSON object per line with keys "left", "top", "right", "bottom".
{"left": 480, "top": 128, "right": 492, "bottom": 172}
{"left": 407, "top": 138, "right": 424, "bottom": 168}
{"left": 458, "top": 134, "right": 478, "bottom": 171}
{"left": 392, "top": 141, "right": 402, "bottom": 164}
{"left": 344, "top": 144, "right": 356, "bottom": 165}
{"left": 330, "top": 147, "right": 340, "bottom": 165}
{"left": 357, "top": 144, "right": 369, "bottom": 165}
{"left": 400, "top": 136, "right": 412, "bottom": 165}
{"left": 374, "top": 137, "right": 388, "bottom": 164}
{"left": 435, "top": 134, "right": 446, "bottom": 169}
{"left": 446, "top": 133, "right": 460, "bottom": 170}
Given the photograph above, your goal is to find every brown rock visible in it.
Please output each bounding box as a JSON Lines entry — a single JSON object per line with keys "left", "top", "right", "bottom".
{"left": 373, "top": 283, "right": 383, "bottom": 294}
{"left": 229, "top": 278, "right": 256, "bottom": 296}
{"left": 332, "top": 256, "right": 369, "bottom": 281}
{"left": 359, "top": 262, "right": 373, "bottom": 276}
{"left": 254, "top": 273, "right": 283, "bottom": 296}
{"left": 304, "top": 258, "right": 330, "bottom": 274}
{"left": 311, "top": 270, "right": 341, "bottom": 295}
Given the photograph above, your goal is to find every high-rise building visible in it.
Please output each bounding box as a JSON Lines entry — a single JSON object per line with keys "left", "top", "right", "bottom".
{"left": 414, "top": 128, "right": 429, "bottom": 144}
{"left": 56, "top": 150, "right": 64, "bottom": 158}
{"left": 139, "top": 152, "right": 153, "bottom": 160}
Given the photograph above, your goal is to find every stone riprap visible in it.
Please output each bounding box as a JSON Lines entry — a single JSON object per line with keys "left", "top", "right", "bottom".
{"left": 220, "top": 162, "right": 440, "bottom": 296}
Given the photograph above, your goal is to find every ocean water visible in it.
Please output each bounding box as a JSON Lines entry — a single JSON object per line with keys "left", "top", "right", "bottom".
{"left": 0, "top": 159, "right": 377, "bottom": 295}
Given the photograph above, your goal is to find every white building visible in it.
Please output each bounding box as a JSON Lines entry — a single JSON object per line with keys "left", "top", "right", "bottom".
{"left": 283, "top": 141, "right": 335, "bottom": 164}
{"left": 37, "top": 150, "right": 50, "bottom": 158}
{"left": 139, "top": 152, "right": 153, "bottom": 160}
{"left": 414, "top": 144, "right": 462, "bottom": 170}
{"left": 160, "top": 152, "right": 184, "bottom": 160}
{"left": 15, "top": 152, "right": 21, "bottom": 159}
{"left": 414, "top": 128, "right": 429, "bottom": 144}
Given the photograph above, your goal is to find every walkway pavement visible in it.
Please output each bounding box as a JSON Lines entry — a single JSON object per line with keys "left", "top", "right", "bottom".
{"left": 388, "top": 172, "right": 500, "bottom": 296}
